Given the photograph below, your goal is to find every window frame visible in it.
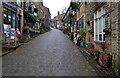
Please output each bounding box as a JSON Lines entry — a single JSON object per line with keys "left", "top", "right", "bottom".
{"left": 79, "top": 16, "right": 84, "bottom": 30}
{"left": 3, "top": 8, "right": 17, "bottom": 28}
{"left": 94, "top": 7, "right": 105, "bottom": 42}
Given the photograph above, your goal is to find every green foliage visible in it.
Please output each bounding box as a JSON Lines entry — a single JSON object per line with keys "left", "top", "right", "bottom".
{"left": 40, "top": 26, "right": 45, "bottom": 34}
{"left": 70, "top": 32, "right": 74, "bottom": 36}
{"left": 23, "top": 9, "right": 29, "bottom": 17}
{"left": 34, "top": 8, "right": 38, "bottom": 13}
{"left": 118, "top": 60, "right": 120, "bottom": 75}
{"left": 61, "top": 26, "right": 70, "bottom": 35}
{"left": 69, "top": 13, "right": 74, "bottom": 19}
{"left": 24, "top": 19, "right": 27, "bottom": 26}
{"left": 40, "top": 23, "right": 50, "bottom": 33}
{"left": 94, "top": 49, "right": 99, "bottom": 55}
{"left": 79, "top": 28, "right": 86, "bottom": 40}
{"left": 114, "top": 60, "right": 120, "bottom": 75}
{"left": 23, "top": 9, "right": 39, "bottom": 25}
{"left": 70, "top": 2, "right": 79, "bottom": 11}
{"left": 41, "top": 23, "right": 44, "bottom": 26}
{"left": 41, "top": 28, "right": 45, "bottom": 34}
{"left": 46, "top": 26, "right": 51, "bottom": 31}
{"left": 61, "top": 27, "right": 65, "bottom": 31}
{"left": 42, "top": 18, "right": 45, "bottom": 22}
{"left": 29, "top": 28, "right": 35, "bottom": 32}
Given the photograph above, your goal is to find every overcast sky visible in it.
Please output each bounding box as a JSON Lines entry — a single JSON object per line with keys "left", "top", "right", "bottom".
{"left": 43, "top": 0, "right": 71, "bottom": 19}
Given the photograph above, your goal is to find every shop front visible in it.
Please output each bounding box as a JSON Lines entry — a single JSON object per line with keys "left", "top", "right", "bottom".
{"left": 3, "top": 2, "right": 21, "bottom": 44}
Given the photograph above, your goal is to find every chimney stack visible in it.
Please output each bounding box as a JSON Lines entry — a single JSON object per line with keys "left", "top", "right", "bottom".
{"left": 58, "top": 11, "right": 60, "bottom": 15}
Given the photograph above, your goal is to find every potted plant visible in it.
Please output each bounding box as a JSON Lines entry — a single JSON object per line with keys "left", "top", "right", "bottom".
{"left": 86, "top": 42, "right": 94, "bottom": 54}
{"left": 103, "top": 27, "right": 112, "bottom": 34}
{"left": 93, "top": 49, "right": 100, "bottom": 61}
{"left": 79, "top": 28, "right": 86, "bottom": 46}
{"left": 70, "top": 32, "right": 74, "bottom": 40}
{"left": 98, "top": 42, "right": 112, "bottom": 68}
{"left": 88, "top": 28, "right": 93, "bottom": 34}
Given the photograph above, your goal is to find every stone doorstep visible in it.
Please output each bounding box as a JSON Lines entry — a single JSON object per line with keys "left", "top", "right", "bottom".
{"left": 1, "top": 43, "right": 24, "bottom": 56}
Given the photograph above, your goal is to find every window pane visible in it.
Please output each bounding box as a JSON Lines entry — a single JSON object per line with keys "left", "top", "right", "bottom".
{"left": 96, "top": 35, "right": 98, "bottom": 41}
{"left": 99, "top": 18, "right": 102, "bottom": 33}
{"left": 4, "top": 8, "right": 7, "bottom": 24}
{"left": 8, "top": 10, "right": 12, "bottom": 25}
{"left": 99, "top": 34, "right": 102, "bottom": 41}
{"left": 95, "top": 19, "right": 97, "bottom": 33}
{"left": 12, "top": 13, "right": 16, "bottom": 28}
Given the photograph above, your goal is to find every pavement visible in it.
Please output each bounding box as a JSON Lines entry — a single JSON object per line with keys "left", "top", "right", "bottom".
{"left": 1, "top": 43, "right": 24, "bottom": 56}
{"left": 2, "top": 29, "right": 105, "bottom": 76}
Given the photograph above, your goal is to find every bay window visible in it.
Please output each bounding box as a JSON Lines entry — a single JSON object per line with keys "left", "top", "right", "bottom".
{"left": 94, "top": 7, "right": 105, "bottom": 42}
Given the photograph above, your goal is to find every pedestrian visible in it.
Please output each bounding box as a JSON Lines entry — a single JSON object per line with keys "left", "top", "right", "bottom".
{"left": 16, "top": 28, "right": 21, "bottom": 44}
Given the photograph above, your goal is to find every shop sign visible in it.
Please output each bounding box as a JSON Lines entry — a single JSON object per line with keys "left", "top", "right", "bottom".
{"left": 10, "top": 28, "right": 16, "bottom": 39}
{"left": 4, "top": 24, "right": 11, "bottom": 37}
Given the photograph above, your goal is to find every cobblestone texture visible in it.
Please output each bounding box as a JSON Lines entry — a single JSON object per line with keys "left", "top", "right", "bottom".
{"left": 2, "top": 29, "right": 99, "bottom": 76}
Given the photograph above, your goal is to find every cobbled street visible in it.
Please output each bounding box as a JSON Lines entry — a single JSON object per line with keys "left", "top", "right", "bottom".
{"left": 3, "top": 29, "right": 99, "bottom": 76}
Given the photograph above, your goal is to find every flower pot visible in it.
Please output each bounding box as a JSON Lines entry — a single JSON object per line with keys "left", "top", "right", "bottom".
{"left": 71, "top": 35, "right": 74, "bottom": 40}
{"left": 80, "top": 41, "right": 84, "bottom": 47}
{"left": 99, "top": 53, "right": 112, "bottom": 68}
{"left": 77, "top": 40, "right": 80, "bottom": 46}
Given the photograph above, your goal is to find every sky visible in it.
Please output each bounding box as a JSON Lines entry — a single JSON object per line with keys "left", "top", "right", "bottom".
{"left": 43, "top": 0, "right": 71, "bottom": 19}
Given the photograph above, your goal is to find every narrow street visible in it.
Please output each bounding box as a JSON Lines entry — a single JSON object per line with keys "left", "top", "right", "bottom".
{"left": 3, "top": 29, "right": 99, "bottom": 76}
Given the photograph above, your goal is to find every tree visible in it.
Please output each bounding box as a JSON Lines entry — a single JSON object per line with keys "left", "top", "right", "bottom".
{"left": 70, "top": 2, "right": 79, "bottom": 11}
{"left": 61, "top": 7, "right": 67, "bottom": 14}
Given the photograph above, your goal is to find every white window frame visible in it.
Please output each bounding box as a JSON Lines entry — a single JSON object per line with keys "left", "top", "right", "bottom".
{"left": 94, "top": 7, "right": 105, "bottom": 42}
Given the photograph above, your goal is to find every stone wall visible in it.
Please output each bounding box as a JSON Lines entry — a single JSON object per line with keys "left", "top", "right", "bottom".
{"left": 85, "top": 2, "right": 120, "bottom": 74}
{"left": 0, "top": 1, "right": 3, "bottom": 41}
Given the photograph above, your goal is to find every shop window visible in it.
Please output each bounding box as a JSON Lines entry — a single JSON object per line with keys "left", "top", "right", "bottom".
{"left": 12, "top": 13, "right": 16, "bottom": 28}
{"left": 8, "top": 10, "right": 12, "bottom": 25}
{"left": 4, "top": 8, "right": 8, "bottom": 24}
{"left": 94, "top": 7, "right": 105, "bottom": 42}
{"left": 3, "top": 8, "right": 16, "bottom": 28}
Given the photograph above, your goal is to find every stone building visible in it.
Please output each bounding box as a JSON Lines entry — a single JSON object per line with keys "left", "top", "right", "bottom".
{"left": 52, "top": 11, "right": 64, "bottom": 29}
{"left": 23, "top": 1, "right": 51, "bottom": 27}
{"left": 62, "top": 6, "right": 73, "bottom": 32}
{"left": 43, "top": 6, "right": 51, "bottom": 27}
{"left": 63, "top": 1, "right": 120, "bottom": 74}
{"left": 76, "top": 2, "right": 86, "bottom": 32}
{"left": 76, "top": 2, "right": 120, "bottom": 74}
{"left": 85, "top": 2, "right": 120, "bottom": 74}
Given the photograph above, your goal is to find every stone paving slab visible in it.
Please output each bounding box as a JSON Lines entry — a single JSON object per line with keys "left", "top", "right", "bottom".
{"left": 2, "top": 29, "right": 102, "bottom": 76}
